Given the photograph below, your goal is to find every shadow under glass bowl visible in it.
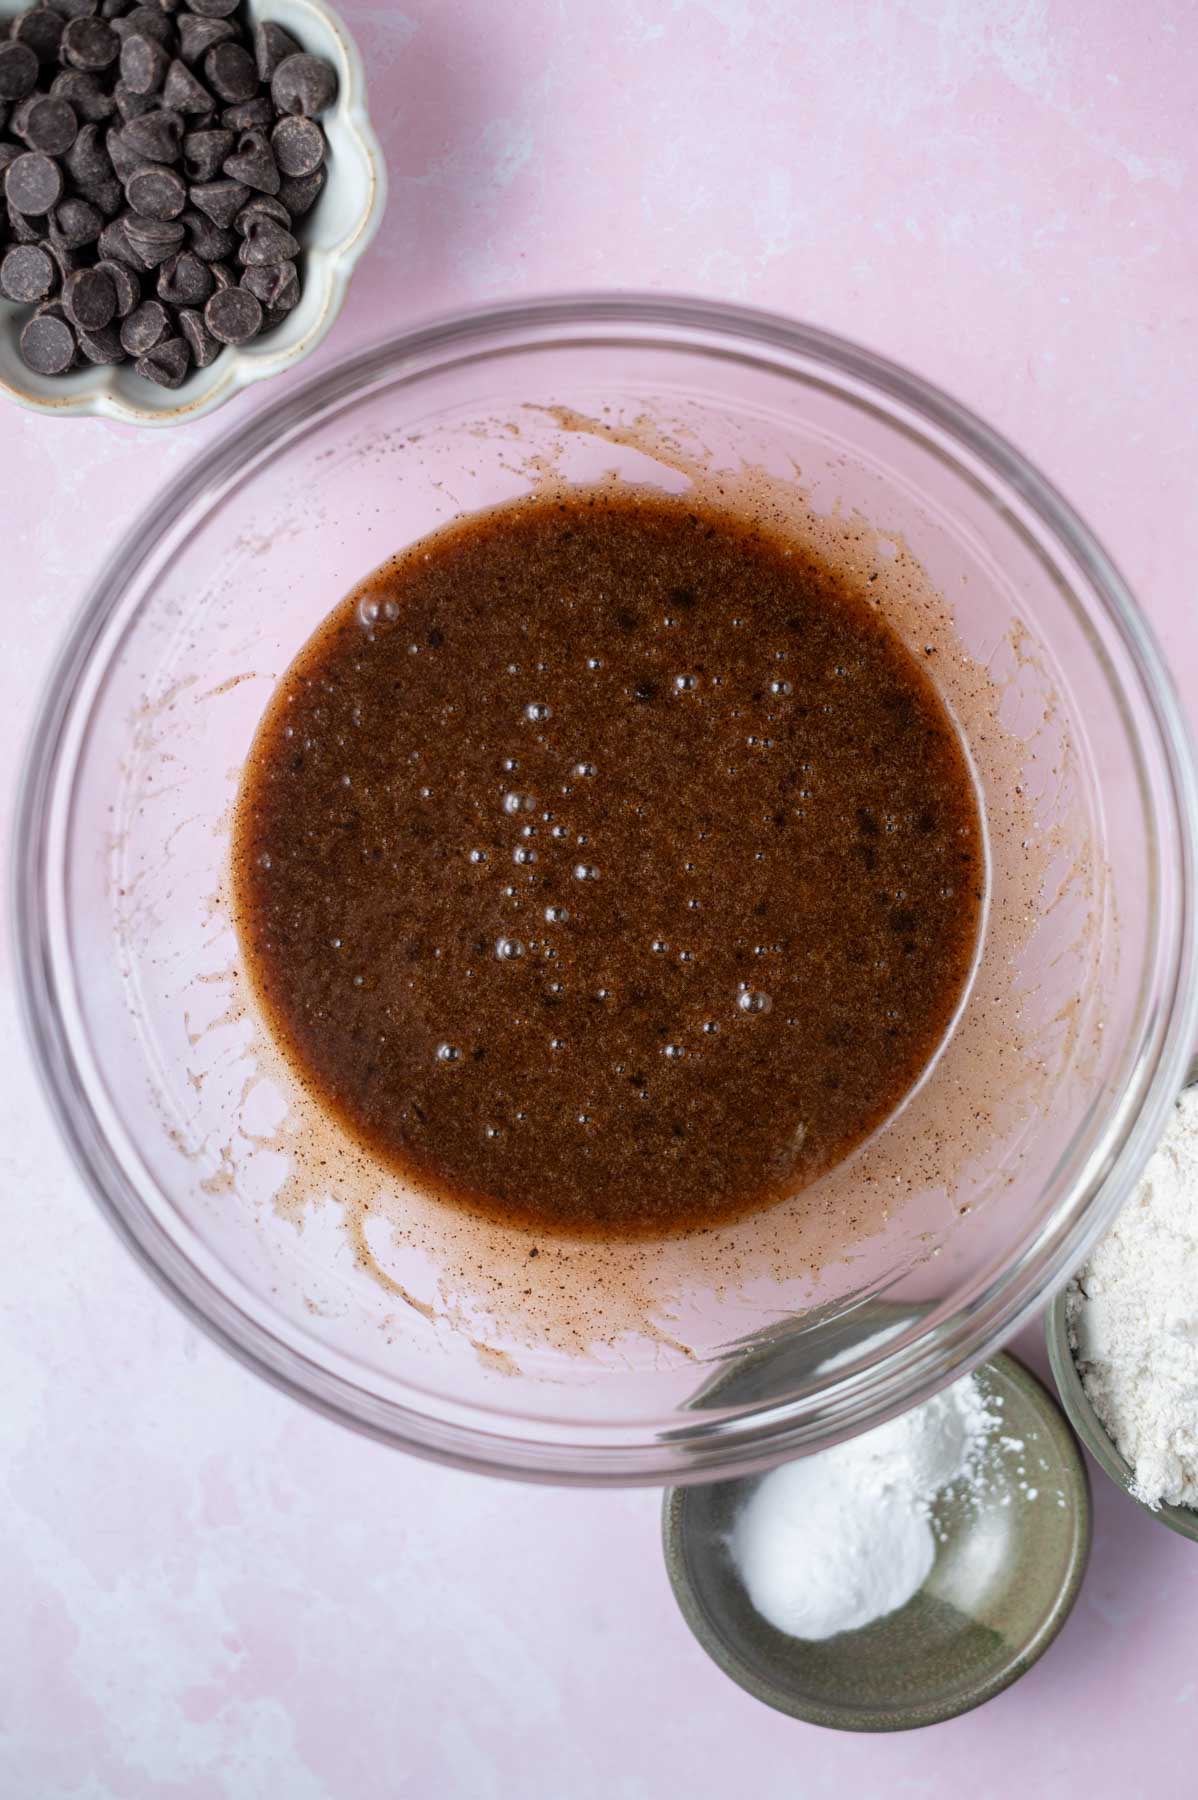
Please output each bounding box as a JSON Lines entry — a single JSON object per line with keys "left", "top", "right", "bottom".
{"left": 13, "top": 294, "right": 1198, "bottom": 1483}
{"left": 1047, "top": 1290, "right": 1198, "bottom": 1543}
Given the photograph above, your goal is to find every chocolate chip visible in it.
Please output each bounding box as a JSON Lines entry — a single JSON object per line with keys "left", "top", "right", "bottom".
{"left": 1, "top": 240, "right": 55, "bottom": 301}
{"left": 0, "top": 42, "right": 39, "bottom": 102}
{"left": 182, "top": 125, "right": 232, "bottom": 180}
{"left": 51, "top": 195, "right": 103, "bottom": 245}
{"left": 62, "top": 17, "right": 120, "bottom": 71}
{"left": 271, "top": 53, "right": 337, "bottom": 118}
{"left": 188, "top": 175, "right": 247, "bottom": 226}
{"left": 113, "top": 79, "right": 157, "bottom": 121}
{"left": 123, "top": 211, "right": 184, "bottom": 265}
{"left": 204, "top": 281, "right": 259, "bottom": 342}
{"left": 105, "top": 123, "right": 141, "bottom": 179}
{"left": 100, "top": 0, "right": 133, "bottom": 17}
{"left": 204, "top": 41, "right": 256, "bottom": 103}
{"left": 178, "top": 15, "right": 235, "bottom": 65}
{"left": 162, "top": 58, "right": 212, "bottom": 115}
{"left": 120, "top": 294, "right": 168, "bottom": 352}
{"left": 177, "top": 302, "right": 219, "bottom": 366}
{"left": 187, "top": 0, "right": 240, "bottom": 17}
{"left": 17, "top": 97, "right": 78, "bottom": 156}
{"left": 76, "top": 171, "right": 122, "bottom": 215}
{"left": 125, "top": 162, "right": 185, "bottom": 218}
{"left": 277, "top": 165, "right": 323, "bottom": 217}
{"left": 6, "top": 151, "right": 63, "bottom": 214}
{"left": 50, "top": 70, "right": 115, "bottom": 124}
{"left": 97, "top": 213, "right": 138, "bottom": 265}
{"left": 0, "top": 142, "right": 22, "bottom": 177}
{"left": 95, "top": 254, "right": 137, "bottom": 313}
{"left": 19, "top": 307, "right": 75, "bottom": 373}
{"left": 180, "top": 205, "right": 230, "bottom": 260}
{"left": 121, "top": 107, "right": 183, "bottom": 163}
{"left": 64, "top": 120, "right": 112, "bottom": 182}
{"left": 206, "top": 256, "right": 232, "bottom": 288}
{"left": 118, "top": 32, "right": 168, "bottom": 95}
{"left": 135, "top": 331, "right": 190, "bottom": 385}
{"left": 223, "top": 127, "right": 277, "bottom": 194}
{"left": 220, "top": 95, "right": 272, "bottom": 131}
{"left": 77, "top": 319, "right": 125, "bottom": 362}
{"left": 60, "top": 191, "right": 116, "bottom": 242}
{"left": 157, "top": 245, "right": 211, "bottom": 304}
{"left": 113, "top": 7, "right": 173, "bottom": 48}
{"left": 270, "top": 114, "right": 322, "bottom": 178}
{"left": 253, "top": 21, "right": 300, "bottom": 84}
{"left": 53, "top": 0, "right": 103, "bottom": 19}
{"left": 237, "top": 213, "right": 297, "bottom": 265}
{"left": 240, "top": 257, "right": 296, "bottom": 312}
{"left": 234, "top": 192, "right": 288, "bottom": 232}
{"left": 12, "top": 10, "right": 65, "bottom": 68}
{"left": 62, "top": 262, "right": 115, "bottom": 327}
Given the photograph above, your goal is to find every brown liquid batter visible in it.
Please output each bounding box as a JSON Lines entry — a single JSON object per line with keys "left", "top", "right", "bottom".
{"left": 234, "top": 492, "right": 983, "bottom": 1239}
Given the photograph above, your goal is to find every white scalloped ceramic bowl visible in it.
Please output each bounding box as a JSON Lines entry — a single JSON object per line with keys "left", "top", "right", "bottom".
{"left": 0, "top": 0, "right": 385, "bottom": 426}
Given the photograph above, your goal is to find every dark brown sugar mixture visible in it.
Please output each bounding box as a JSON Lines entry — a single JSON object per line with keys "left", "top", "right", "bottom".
{"left": 233, "top": 492, "right": 983, "bottom": 1239}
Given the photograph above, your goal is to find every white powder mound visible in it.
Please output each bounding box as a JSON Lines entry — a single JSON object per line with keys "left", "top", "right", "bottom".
{"left": 731, "top": 1364, "right": 997, "bottom": 1641}
{"left": 1069, "top": 1087, "right": 1198, "bottom": 1511}
{"left": 833, "top": 1381, "right": 988, "bottom": 1497}
{"left": 815, "top": 1325, "right": 997, "bottom": 1496}
{"left": 733, "top": 1456, "right": 936, "bottom": 1640}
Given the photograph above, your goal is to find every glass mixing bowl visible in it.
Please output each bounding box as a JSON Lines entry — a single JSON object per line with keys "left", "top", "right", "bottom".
{"left": 15, "top": 295, "right": 1198, "bottom": 1484}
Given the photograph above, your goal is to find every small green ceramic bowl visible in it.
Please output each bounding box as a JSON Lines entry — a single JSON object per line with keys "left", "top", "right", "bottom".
{"left": 1046, "top": 1289, "right": 1198, "bottom": 1543}
{"left": 663, "top": 1350, "right": 1090, "bottom": 1731}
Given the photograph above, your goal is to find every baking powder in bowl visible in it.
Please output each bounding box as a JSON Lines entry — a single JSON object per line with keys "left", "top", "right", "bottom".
{"left": 731, "top": 1353, "right": 997, "bottom": 1640}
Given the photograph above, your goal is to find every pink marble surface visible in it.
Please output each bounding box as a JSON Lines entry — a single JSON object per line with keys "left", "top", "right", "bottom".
{"left": 2, "top": 2, "right": 1196, "bottom": 1793}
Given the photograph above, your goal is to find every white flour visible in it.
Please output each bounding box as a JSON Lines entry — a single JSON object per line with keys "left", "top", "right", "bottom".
{"left": 731, "top": 1346, "right": 997, "bottom": 1640}
{"left": 1068, "top": 1087, "right": 1198, "bottom": 1511}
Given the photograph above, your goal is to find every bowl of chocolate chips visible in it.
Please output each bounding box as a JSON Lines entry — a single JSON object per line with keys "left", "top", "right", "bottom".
{"left": 0, "top": 0, "right": 385, "bottom": 423}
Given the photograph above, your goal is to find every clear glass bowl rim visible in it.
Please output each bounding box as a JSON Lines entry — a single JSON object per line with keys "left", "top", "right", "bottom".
{"left": 14, "top": 291, "right": 1198, "bottom": 1486}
